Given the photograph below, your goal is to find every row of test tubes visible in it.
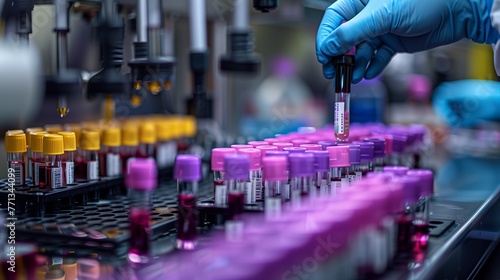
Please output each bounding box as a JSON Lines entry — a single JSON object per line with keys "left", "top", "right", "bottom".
{"left": 124, "top": 124, "right": 434, "bottom": 277}
{"left": 3, "top": 115, "right": 197, "bottom": 191}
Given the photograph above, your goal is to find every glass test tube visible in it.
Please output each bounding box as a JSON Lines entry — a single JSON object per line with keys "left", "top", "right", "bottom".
{"left": 364, "top": 138, "right": 385, "bottom": 172}
{"left": 99, "top": 127, "right": 121, "bottom": 177}
{"left": 224, "top": 154, "right": 249, "bottom": 242}
{"left": 308, "top": 150, "right": 330, "bottom": 197}
{"left": 43, "top": 134, "right": 64, "bottom": 189}
{"left": 127, "top": 158, "right": 157, "bottom": 264}
{"left": 327, "top": 146, "right": 351, "bottom": 195}
{"left": 345, "top": 144, "right": 361, "bottom": 182}
{"left": 174, "top": 155, "right": 201, "bottom": 250}
{"left": 262, "top": 156, "right": 287, "bottom": 220}
{"left": 407, "top": 169, "right": 434, "bottom": 253}
{"left": 26, "top": 127, "right": 43, "bottom": 180}
{"left": 76, "top": 130, "right": 99, "bottom": 181}
{"left": 121, "top": 123, "right": 139, "bottom": 174}
{"left": 239, "top": 148, "right": 261, "bottom": 205}
{"left": 393, "top": 176, "right": 420, "bottom": 254}
{"left": 333, "top": 24, "right": 355, "bottom": 142}
{"left": 5, "top": 132, "right": 27, "bottom": 186}
{"left": 354, "top": 141, "right": 374, "bottom": 176}
{"left": 137, "top": 122, "right": 156, "bottom": 158}
{"left": 211, "top": 148, "right": 236, "bottom": 205}
{"left": 288, "top": 152, "right": 314, "bottom": 204}
{"left": 30, "top": 132, "right": 48, "bottom": 186}
{"left": 57, "top": 132, "right": 76, "bottom": 185}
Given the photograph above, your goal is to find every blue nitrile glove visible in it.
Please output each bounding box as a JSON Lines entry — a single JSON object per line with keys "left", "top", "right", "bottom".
{"left": 433, "top": 80, "right": 500, "bottom": 127}
{"left": 316, "top": 0, "right": 500, "bottom": 83}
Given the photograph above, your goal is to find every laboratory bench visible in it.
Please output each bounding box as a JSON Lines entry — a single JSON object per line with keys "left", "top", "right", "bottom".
{"left": 2, "top": 153, "right": 500, "bottom": 280}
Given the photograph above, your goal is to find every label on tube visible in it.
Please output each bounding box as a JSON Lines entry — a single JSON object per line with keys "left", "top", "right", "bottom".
{"left": 64, "top": 161, "right": 74, "bottom": 184}
{"left": 51, "top": 167, "right": 63, "bottom": 189}
{"left": 10, "top": 163, "right": 24, "bottom": 186}
{"left": 335, "top": 102, "right": 345, "bottom": 134}
{"left": 87, "top": 161, "right": 98, "bottom": 180}
{"left": 215, "top": 184, "right": 227, "bottom": 205}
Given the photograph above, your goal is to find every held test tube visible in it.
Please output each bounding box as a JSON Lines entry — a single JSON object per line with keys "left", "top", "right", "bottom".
{"left": 57, "top": 132, "right": 76, "bottom": 185}
{"left": 5, "top": 132, "right": 27, "bottom": 186}
{"left": 333, "top": 21, "right": 355, "bottom": 142}
{"left": 126, "top": 158, "right": 157, "bottom": 264}
{"left": 174, "top": 155, "right": 201, "bottom": 250}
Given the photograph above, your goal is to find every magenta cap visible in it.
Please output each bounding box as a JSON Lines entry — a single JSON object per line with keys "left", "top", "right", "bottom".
{"left": 211, "top": 148, "right": 236, "bottom": 171}
{"left": 366, "top": 172, "right": 392, "bottom": 182}
{"left": 174, "top": 155, "right": 201, "bottom": 181}
{"left": 407, "top": 169, "right": 434, "bottom": 197}
{"left": 317, "top": 141, "right": 337, "bottom": 150}
{"left": 283, "top": 147, "right": 306, "bottom": 153}
{"left": 364, "top": 138, "right": 385, "bottom": 158}
{"left": 239, "top": 148, "right": 261, "bottom": 171}
{"left": 327, "top": 146, "right": 350, "bottom": 167}
{"left": 291, "top": 139, "right": 312, "bottom": 147}
{"left": 307, "top": 150, "right": 329, "bottom": 172}
{"left": 231, "top": 144, "right": 253, "bottom": 152}
{"left": 264, "top": 138, "right": 282, "bottom": 145}
{"left": 383, "top": 166, "right": 409, "bottom": 176}
{"left": 289, "top": 152, "right": 314, "bottom": 178}
{"left": 272, "top": 142, "right": 293, "bottom": 151}
{"left": 299, "top": 144, "right": 322, "bottom": 151}
{"left": 224, "top": 154, "right": 250, "bottom": 180}
{"left": 256, "top": 145, "right": 278, "bottom": 159}
{"left": 262, "top": 156, "right": 287, "bottom": 181}
{"left": 247, "top": 141, "right": 269, "bottom": 147}
{"left": 392, "top": 175, "right": 420, "bottom": 204}
{"left": 266, "top": 150, "right": 289, "bottom": 157}
{"left": 126, "top": 158, "right": 157, "bottom": 191}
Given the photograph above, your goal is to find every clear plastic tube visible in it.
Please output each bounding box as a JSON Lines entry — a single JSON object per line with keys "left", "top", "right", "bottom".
{"left": 177, "top": 180, "right": 198, "bottom": 250}
{"left": 7, "top": 152, "right": 25, "bottom": 187}
{"left": 316, "top": 171, "right": 330, "bottom": 197}
{"left": 44, "top": 154, "right": 63, "bottom": 189}
{"left": 264, "top": 180, "right": 284, "bottom": 220}
{"left": 128, "top": 189, "right": 152, "bottom": 264}
{"left": 213, "top": 170, "right": 227, "bottom": 205}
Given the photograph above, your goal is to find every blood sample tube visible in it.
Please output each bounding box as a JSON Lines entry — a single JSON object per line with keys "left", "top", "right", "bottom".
{"left": 289, "top": 153, "right": 314, "bottom": 204}
{"left": 126, "top": 158, "right": 157, "bottom": 264}
{"left": 327, "top": 146, "right": 350, "bottom": 195}
{"left": 31, "top": 132, "right": 48, "bottom": 186}
{"left": 407, "top": 169, "right": 434, "bottom": 252}
{"left": 239, "top": 148, "right": 261, "bottom": 204}
{"left": 333, "top": 22, "right": 355, "bottom": 142}
{"left": 211, "top": 148, "right": 236, "bottom": 206}
{"left": 137, "top": 122, "right": 156, "bottom": 158}
{"left": 364, "top": 138, "right": 385, "bottom": 172}
{"left": 341, "top": 144, "right": 360, "bottom": 183}
{"left": 57, "top": 132, "right": 76, "bottom": 185}
{"left": 42, "top": 134, "right": 64, "bottom": 189}
{"left": 265, "top": 150, "right": 290, "bottom": 200}
{"left": 64, "top": 123, "right": 82, "bottom": 157}
{"left": 76, "top": 130, "right": 99, "bottom": 181}
{"left": 121, "top": 122, "right": 139, "bottom": 174}
{"left": 26, "top": 127, "right": 43, "bottom": 180}
{"left": 308, "top": 150, "right": 330, "bottom": 197}
{"left": 5, "top": 132, "right": 27, "bottom": 186}
{"left": 224, "top": 154, "right": 249, "bottom": 221}
{"left": 392, "top": 176, "right": 420, "bottom": 254}
{"left": 99, "top": 127, "right": 121, "bottom": 177}
{"left": 261, "top": 156, "right": 287, "bottom": 220}
{"left": 174, "top": 155, "right": 201, "bottom": 250}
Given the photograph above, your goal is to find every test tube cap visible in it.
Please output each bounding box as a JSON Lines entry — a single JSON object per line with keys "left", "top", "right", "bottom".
{"left": 30, "top": 132, "right": 48, "bottom": 153}
{"left": 247, "top": 141, "right": 269, "bottom": 147}
{"left": 299, "top": 143, "right": 322, "bottom": 151}
{"left": 139, "top": 122, "right": 156, "bottom": 144}
{"left": 326, "top": 146, "right": 350, "bottom": 168}
{"left": 57, "top": 132, "right": 77, "bottom": 151}
{"left": 263, "top": 138, "right": 281, "bottom": 145}
{"left": 317, "top": 141, "right": 337, "bottom": 150}
{"left": 272, "top": 142, "right": 293, "bottom": 151}
{"left": 307, "top": 150, "right": 330, "bottom": 172}
{"left": 255, "top": 145, "right": 278, "bottom": 159}
{"left": 80, "top": 130, "right": 100, "bottom": 151}
{"left": 45, "top": 124, "right": 63, "bottom": 134}
{"left": 283, "top": 147, "right": 306, "bottom": 153}
{"left": 64, "top": 124, "right": 82, "bottom": 148}
{"left": 289, "top": 152, "right": 314, "bottom": 177}
{"left": 126, "top": 158, "right": 157, "bottom": 191}
{"left": 363, "top": 138, "right": 385, "bottom": 158}
{"left": 184, "top": 115, "right": 197, "bottom": 137}
{"left": 353, "top": 141, "right": 374, "bottom": 162}
{"left": 174, "top": 155, "right": 201, "bottom": 181}
{"left": 392, "top": 175, "right": 420, "bottom": 204}
{"left": 155, "top": 118, "right": 173, "bottom": 141}
{"left": 238, "top": 148, "right": 261, "bottom": 171}
{"left": 43, "top": 134, "right": 64, "bottom": 155}
{"left": 6, "top": 129, "right": 24, "bottom": 135}
{"left": 211, "top": 148, "right": 236, "bottom": 171}
{"left": 5, "top": 132, "right": 27, "bottom": 153}
{"left": 262, "top": 156, "right": 287, "bottom": 181}
{"left": 102, "top": 127, "right": 121, "bottom": 147}
{"left": 291, "top": 139, "right": 312, "bottom": 147}
{"left": 383, "top": 166, "right": 409, "bottom": 176}
{"left": 407, "top": 169, "right": 434, "bottom": 197}
{"left": 231, "top": 144, "right": 253, "bottom": 152}
{"left": 224, "top": 154, "right": 250, "bottom": 180}
{"left": 122, "top": 122, "right": 139, "bottom": 146}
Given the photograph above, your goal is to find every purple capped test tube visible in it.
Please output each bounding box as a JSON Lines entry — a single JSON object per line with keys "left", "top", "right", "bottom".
{"left": 327, "top": 146, "right": 350, "bottom": 194}
{"left": 211, "top": 148, "right": 236, "bottom": 206}
{"left": 392, "top": 175, "right": 420, "bottom": 254}
{"left": 289, "top": 152, "right": 314, "bottom": 203}
{"left": 307, "top": 150, "right": 330, "bottom": 197}
{"left": 239, "top": 148, "right": 262, "bottom": 204}
{"left": 353, "top": 141, "right": 374, "bottom": 176}
{"left": 224, "top": 154, "right": 250, "bottom": 242}
{"left": 364, "top": 138, "right": 385, "bottom": 171}
{"left": 262, "top": 156, "right": 287, "bottom": 220}
{"left": 407, "top": 169, "right": 434, "bottom": 253}
{"left": 174, "top": 155, "right": 202, "bottom": 250}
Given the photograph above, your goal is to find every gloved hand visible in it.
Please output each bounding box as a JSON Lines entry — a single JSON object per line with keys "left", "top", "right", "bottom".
{"left": 316, "top": 0, "right": 500, "bottom": 83}
{"left": 433, "top": 80, "right": 500, "bottom": 127}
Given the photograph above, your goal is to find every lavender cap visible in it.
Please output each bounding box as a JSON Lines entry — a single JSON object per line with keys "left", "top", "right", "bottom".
{"left": 383, "top": 166, "right": 409, "bottom": 176}
{"left": 307, "top": 150, "right": 329, "bottom": 172}
{"left": 392, "top": 175, "right": 420, "bottom": 204}
{"left": 126, "top": 158, "right": 157, "bottom": 191}
{"left": 288, "top": 152, "right": 314, "bottom": 177}
{"left": 340, "top": 144, "right": 360, "bottom": 165}
{"left": 174, "top": 155, "right": 201, "bottom": 181}
{"left": 409, "top": 125, "right": 427, "bottom": 143}
{"left": 407, "top": 169, "right": 434, "bottom": 197}
{"left": 353, "top": 141, "right": 374, "bottom": 162}
{"left": 283, "top": 147, "right": 306, "bottom": 153}
{"left": 317, "top": 141, "right": 337, "bottom": 150}
{"left": 224, "top": 154, "right": 250, "bottom": 180}
{"left": 364, "top": 138, "right": 385, "bottom": 158}
{"left": 391, "top": 134, "right": 407, "bottom": 154}
{"left": 266, "top": 150, "right": 289, "bottom": 157}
